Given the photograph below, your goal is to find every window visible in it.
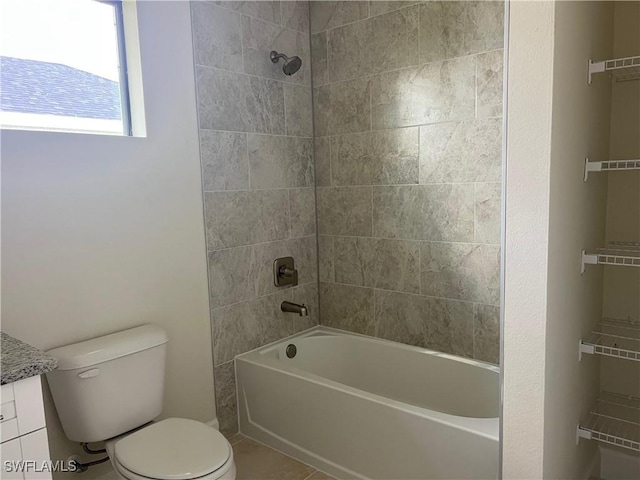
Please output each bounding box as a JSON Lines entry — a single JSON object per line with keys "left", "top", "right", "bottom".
{"left": 0, "top": 0, "right": 132, "bottom": 135}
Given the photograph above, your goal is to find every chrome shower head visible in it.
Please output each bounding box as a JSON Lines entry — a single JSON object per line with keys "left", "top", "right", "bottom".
{"left": 270, "top": 50, "right": 302, "bottom": 76}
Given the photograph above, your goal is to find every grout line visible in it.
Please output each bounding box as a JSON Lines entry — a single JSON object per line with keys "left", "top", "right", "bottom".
{"left": 246, "top": 133, "right": 251, "bottom": 189}
{"left": 208, "top": 234, "right": 317, "bottom": 254}
{"left": 321, "top": 280, "right": 500, "bottom": 308}
{"left": 288, "top": 188, "right": 293, "bottom": 239}
{"left": 197, "top": 113, "right": 503, "bottom": 140}
{"left": 317, "top": 235, "right": 501, "bottom": 248}
{"left": 315, "top": 1, "right": 420, "bottom": 36}
{"left": 196, "top": 62, "right": 310, "bottom": 89}
{"left": 475, "top": 54, "right": 479, "bottom": 119}
{"left": 213, "top": 1, "right": 307, "bottom": 34}
{"left": 309, "top": 47, "right": 505, "bottom": 90}
{"left": 301, "top": 469, "right": 318, "bottom": 480}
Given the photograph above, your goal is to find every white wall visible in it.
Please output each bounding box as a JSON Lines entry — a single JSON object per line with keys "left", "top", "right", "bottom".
{"left": 543, "top": 1, "right": 613, "bottom": 477}
{"left": 502, "top": 1, "right": 555, "bottom": 477}
{"left": 1, "top": 1, "right": 215, "bottom": 476}
{"left": 503, "top": 1, "right": 614, "bottom": 477}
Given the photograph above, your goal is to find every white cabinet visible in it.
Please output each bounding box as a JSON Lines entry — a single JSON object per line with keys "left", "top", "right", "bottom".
{"left": 1, "top": 376, "right": 51, "bottom": 480}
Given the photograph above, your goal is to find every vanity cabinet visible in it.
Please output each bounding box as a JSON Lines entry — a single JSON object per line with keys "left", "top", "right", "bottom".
{"left": 1, "top": 376, "right": 52, "bottom": 480}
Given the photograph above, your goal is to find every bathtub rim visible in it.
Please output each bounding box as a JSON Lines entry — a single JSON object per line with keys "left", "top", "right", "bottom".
{"left": 235, "top": 326, "right": 500, "bottom": 442}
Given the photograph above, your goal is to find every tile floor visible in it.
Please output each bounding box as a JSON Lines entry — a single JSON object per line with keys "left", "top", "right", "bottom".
{"left": 228, "top": 433, "right": 336, "bottom": 480}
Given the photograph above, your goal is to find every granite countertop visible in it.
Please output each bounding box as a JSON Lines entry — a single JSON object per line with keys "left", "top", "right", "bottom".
{"left": 1, "top": 332, "right": 58, "bottom": 385}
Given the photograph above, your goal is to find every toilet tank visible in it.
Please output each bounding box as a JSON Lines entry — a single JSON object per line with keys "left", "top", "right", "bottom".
{"left": 45, "top": 325, "right": 168, "bottom": 443}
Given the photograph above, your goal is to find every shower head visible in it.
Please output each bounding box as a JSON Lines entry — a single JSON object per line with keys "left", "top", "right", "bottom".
{"left": 270, "top": 50, "right": 302, "bottom": 76}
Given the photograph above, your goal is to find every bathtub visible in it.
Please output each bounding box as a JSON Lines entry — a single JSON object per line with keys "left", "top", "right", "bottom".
{"left": 236, "top": 326, "right": 499, "bottom": 479}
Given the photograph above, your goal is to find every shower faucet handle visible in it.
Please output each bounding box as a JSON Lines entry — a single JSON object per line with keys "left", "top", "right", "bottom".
{"left": 274, "top": 257, "right": 298, "bottom": 287}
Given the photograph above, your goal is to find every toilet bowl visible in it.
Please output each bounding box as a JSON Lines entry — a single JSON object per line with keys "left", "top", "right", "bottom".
{"left": 45, "top": 326, "right": 236, "bottom": 480}
{"left": 105, "top": 418, "right": 236, "bottom": 480}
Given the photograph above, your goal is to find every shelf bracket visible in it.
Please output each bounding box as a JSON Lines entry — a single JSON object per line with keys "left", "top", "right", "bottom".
{"left": 579, "top": 341, "right": 594, "bottom": 361}
{"left": 583, "top": 157, "right": 601, "bottom": 182}
{"left": 588, "top": 59, "right": 605, "bottom": 85}
{"left": 581, "top": 250, "right": 598, "bottom": 274}
{"left": 576, "top": 425, "right": 592, "bottom": 445}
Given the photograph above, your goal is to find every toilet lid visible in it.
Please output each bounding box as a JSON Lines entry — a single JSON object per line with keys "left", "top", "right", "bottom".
{"left": 114, "top": 418, "right": 231, "bottom": 480}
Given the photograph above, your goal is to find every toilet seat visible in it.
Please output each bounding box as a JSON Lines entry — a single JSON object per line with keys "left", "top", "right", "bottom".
{"left": 109, "top": 418, "right": 234, "bottom": 480}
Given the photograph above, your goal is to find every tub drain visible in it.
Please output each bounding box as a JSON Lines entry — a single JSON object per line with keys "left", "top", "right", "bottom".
{"left": 286, "top": 344, "right": 297, "bottom": 358}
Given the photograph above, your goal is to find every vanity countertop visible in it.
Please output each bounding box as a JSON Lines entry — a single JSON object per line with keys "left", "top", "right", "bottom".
{"left": 1, "top": 332, "right": 58, "bottom": 385}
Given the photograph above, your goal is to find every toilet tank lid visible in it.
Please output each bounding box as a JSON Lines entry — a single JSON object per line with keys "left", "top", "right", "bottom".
{"left": 47, "top": 325, "right": 168, "bottom": 371}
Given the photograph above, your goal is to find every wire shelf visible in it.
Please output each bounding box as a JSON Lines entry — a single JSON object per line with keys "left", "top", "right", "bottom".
{"left": 582, "top": 244, "right": 640, "bottom": 273}
{"left": 581, "top": 317, "right": 640, "bottom": 362}
{"left": 584, "top": 157, "right": 640, "bottom": 181}
{"left": 578, "top": 391, "right": 640, "bottom": 452}
{"left": 589, "top": 56, "right": 640, "bottom": 84}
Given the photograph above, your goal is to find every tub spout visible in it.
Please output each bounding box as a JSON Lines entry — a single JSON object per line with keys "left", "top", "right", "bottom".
{"left": 281, "top": 301, "right": 308, "bottom": 317}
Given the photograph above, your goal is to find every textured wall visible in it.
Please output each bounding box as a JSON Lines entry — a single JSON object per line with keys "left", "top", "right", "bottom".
{"left": 311, "top": 1, "right": 504, "bottom": 363}
{"left": 190, "top": 0, "right": 317, "bottom": 435}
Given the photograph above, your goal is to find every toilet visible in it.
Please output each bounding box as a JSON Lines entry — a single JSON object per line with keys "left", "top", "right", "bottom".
{"left": 45, "top": 325, "right": 236, "bottom": 480}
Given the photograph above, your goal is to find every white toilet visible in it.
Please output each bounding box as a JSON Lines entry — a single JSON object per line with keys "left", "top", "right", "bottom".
{"left": 46, "top": 325, "right": 236, "bottom": 480}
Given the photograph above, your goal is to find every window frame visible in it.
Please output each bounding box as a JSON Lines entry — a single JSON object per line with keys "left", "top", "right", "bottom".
{"left": 0, "top": 0, "right": 135, "bottom": 137}
{"left": 105, "top": 0, "right": 133, "bottom": 136}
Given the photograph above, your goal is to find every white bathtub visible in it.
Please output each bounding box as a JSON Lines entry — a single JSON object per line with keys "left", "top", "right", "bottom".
{"left": 236, "top": 326, "right": 499, "bottom": 479}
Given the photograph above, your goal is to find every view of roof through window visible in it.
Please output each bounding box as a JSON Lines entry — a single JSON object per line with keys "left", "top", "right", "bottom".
{"left": 0, "top": 0, "right": 127, "bottom": 135}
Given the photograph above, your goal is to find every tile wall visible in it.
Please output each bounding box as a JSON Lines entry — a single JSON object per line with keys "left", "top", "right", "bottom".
{"left": 311, "top": 1, "right": 504, "bottom": 364}
{"left": 191, "top": 0, "right": 317, "bottom": 435}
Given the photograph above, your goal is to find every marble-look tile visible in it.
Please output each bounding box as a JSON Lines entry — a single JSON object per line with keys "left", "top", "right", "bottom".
{"left": 196, "top": 67, "right": 285, "bottom": 134}
{"left": 314, "top": 137, "right": 331, "bottom": 187}
{"left": 191, "top": 2, "right": 242, "bottom": 71}
{"left": 310, "top": 1, "right": 370, "bottom": 33}
{"left": 281, "top": 0, "right": 310, "bottom": 32}
{"left": 373, "top": 290, "right": 430, "bottom": 346}
{"left": 204, "top": 190, "right": 290, "bottom": 249}
{"left": 428, "top": 297, "right": 474, "bottom": 357}
{"left": 369, "top": 1, "right": 418, "bottom": 16}
{"left": 328, "top": 6, "right": 419, "bottom": 83}
{"left": 331, "top": 128, "right": 419, "bottom": 186}
{"left": 330, "top": 133, "right": 371, "bottom": 186}
{"left": 284, "top": 84, "right": 313, "bottom": 137}
{"left": 334, "top": 237, "right": 420, "bottom": 293}
{"left": 369, "top": 128, "right": 420, "bottom": 185}
{"left": 418, "top": 1, "right": 504, "bottom": 63}
{"left": 199, "top": 130, "right": 249, "bottom": 192}
{"left": 317, "top": 187, "right": 373, "bottom": 236}
{"left": 310, "top": 32, "right": 328, "bottom": 86}
{"left": 289, "top": 188, "right": 317, "bottom": 237}
{"left": 420, "top": 243, "right": 500, "bottom": 305}
{"left": 214, "top": 361, "right": 238, "bottom": 436}
{"left": 212, "top": 290, "right": 292, "bottom": 364}
{"left": 249, "top": 236, "right": 317, "bottom": 298}
{"left": 208, "top": 246, "right": 253, "bottom": 309}
{"left": 291, "top": 282, "right": 319, "bottom": 332}
{"left": 248, "top": 135, "right": 314, "bottom": 189}
{"left": 318, "top": 235, "right": 334, "bottom": 282}
{"left": 319, "top": 282, "right": 374, "bottom": 335}
{"left": 477, "top": 49, "right": 504, "bottom": 118}
{"left": 419, "top": 118, "right": 502, "bottom": 184}
{"left": 474, "top": 304, "right": 500, "bottom": 364}
{"left": 314, "top": 78, "right": 371, "bottom": 136}
{"left": 373, "top": 185, "right": 474, "bottom": 242}
{"left": 233, "top": 438, "right": 315, "bottom": 480}
{"left": 215, "top": 1, "right": 281, "bottom": 24}
{"left": 242, "top": 16, "right": 311, "bottom": 84}
{"left": 474, "top": 183, "right": 501, "bottom": 244}
{"left": 370, "top": 58, "right": 476, "bottom": 130}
